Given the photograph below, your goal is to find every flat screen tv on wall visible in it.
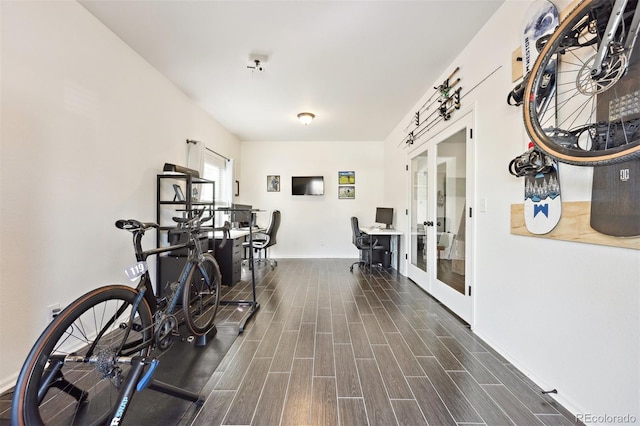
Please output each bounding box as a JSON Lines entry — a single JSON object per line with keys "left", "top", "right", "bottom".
{"left": 292, "top": 176, "right": 324, "bottom": 195}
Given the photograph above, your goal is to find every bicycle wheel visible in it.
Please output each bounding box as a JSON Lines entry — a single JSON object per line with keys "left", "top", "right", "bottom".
{"left": 523, "top": 0, "right": 640, "bottom": 165}
{"left": 183, "top": 253, "right": 220, "bottom": 336}
{"left": 12, "top": 285, "right": 153, "bottom": 426}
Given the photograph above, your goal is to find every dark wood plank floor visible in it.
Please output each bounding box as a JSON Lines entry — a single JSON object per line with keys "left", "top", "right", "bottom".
{"left": 192, "top": 259, "right": 581, "bottom": 426}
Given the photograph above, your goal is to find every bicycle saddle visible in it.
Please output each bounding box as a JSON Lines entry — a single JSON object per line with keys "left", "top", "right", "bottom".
{"left": 115, "top": 219, "right": 159, "bottom": 232}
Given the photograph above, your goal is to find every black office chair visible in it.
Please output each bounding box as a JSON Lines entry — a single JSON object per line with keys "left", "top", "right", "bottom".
{"left": 350, "top": 216, "right": 385, "bottom": 272}
{"left": 244, "top": 210, "right": 281, "bottom": 269}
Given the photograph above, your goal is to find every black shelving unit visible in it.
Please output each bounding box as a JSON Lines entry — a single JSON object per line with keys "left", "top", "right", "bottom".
{"left": 156, "top": 173, "right": 215, "bottom": 295}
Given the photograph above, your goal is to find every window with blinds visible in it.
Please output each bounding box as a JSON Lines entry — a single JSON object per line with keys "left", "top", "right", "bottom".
{"left": 202, "top": 150, "right": 231, "bottom": 225}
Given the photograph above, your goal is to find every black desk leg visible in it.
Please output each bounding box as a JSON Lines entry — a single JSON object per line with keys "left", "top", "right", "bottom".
{"left": 220, "top": 212, "right": 260, "bottom": 333}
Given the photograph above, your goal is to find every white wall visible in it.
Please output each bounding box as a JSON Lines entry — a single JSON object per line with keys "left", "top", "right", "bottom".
{"left": 385, "top": 0, "right": 639, "bottom": 420}
{"left": 240, "top": 140, "right": 385, "bottom": 258}
{"left": 0, "top": 1, "right": 241, "bottom": 391}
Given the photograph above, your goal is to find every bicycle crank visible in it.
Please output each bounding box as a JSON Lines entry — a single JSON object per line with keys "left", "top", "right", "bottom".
{"left": 155, "top": 314, "right": 178, "bottom": 350}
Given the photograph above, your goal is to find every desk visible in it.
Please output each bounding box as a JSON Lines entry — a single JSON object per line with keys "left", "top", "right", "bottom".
{"left": 360, "top": 227, "right": 403, "bottom": 270}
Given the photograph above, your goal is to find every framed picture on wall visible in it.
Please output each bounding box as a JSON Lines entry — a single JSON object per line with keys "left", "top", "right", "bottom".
{"left": 267, "top": 175, "right": 280, "bottom": 192}
{"left": 338, "top": 186, "right": 355, "bottom": 199}
{"left": 338, "top": 171, "right": 355, "bottom": 184}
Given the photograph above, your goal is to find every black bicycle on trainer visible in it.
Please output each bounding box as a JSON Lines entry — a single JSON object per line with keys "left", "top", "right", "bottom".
{"left": 524, "top": 0, "right": 640, "bottom": 166}
{"left": 11, "top": 209, "right": 228, "bottom": 426}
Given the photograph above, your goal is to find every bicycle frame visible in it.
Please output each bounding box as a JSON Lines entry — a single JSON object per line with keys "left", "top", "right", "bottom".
{"left": 122, "top": 224, "right": 213, "bottom": 354}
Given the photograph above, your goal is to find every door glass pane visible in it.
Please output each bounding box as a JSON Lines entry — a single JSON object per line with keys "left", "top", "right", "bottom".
{"left": 436, "top": 129, "right": 466, "bottom": 294}
{"left": 411, "top": 152, "right": 429, "bottom": 272}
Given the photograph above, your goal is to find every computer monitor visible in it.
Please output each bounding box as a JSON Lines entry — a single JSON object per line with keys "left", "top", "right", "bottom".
{"left": 231, "top": 204, "right": 252, "bottom": 227}
{"left": 375, "top": 207, "right": 394, "bottom": 229}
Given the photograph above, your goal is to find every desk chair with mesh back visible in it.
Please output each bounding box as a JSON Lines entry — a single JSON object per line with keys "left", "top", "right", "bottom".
{"left": 350, "top": 216, "right": 385, "bottom": 272}
{"left": 244, "top": 210, "right": 281, "bottom": 269}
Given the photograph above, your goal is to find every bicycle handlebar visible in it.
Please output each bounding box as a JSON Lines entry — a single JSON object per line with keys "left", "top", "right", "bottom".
{"left": 116, "top": 209, "right": 231, "bottom": 248}
{"left": 172, "top": 209, "right": 216, "bottom": 231}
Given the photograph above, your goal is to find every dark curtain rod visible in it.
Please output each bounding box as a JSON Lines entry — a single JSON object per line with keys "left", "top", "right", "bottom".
{"left": 186, "top": 139, "right": 230, "bottom": 162}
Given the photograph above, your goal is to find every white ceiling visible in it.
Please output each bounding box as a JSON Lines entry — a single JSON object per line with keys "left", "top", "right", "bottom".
{"left": 79, "top": 0, "right": 504, "bottom": 142}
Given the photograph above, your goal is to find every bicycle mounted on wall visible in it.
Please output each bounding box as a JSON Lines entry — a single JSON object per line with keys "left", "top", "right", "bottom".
{"left": 523, "top": 0, "right": 640, "bottom": 166}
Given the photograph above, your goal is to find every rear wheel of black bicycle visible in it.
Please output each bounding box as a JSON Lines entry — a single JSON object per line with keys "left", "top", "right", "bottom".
{"left": 11, "top": 285, "right": 153, "bottom": 426}
{"left": 183, "top": 253, "right": 221, "bottom": 336}
{"left": 523, "top": 0, "right": 640, "bottom": 165}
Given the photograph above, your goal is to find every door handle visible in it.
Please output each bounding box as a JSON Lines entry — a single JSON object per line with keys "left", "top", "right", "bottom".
{"left": 424, "top": 221, "right": 434, "bottom": 227}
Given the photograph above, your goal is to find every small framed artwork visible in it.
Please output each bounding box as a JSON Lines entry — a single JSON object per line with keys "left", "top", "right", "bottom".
{"left": 338, "top": 171, "right": 355, "bottom": 184}
{"left": 267, "top": 175, "right": 280, "bottom": 192}
{"left": 338, "top": 185, "right": 355, "bottom": 199}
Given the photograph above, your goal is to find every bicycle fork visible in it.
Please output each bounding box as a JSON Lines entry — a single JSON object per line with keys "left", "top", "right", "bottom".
{"left": 591, "top": 0, "right": 640, "bottom": 77}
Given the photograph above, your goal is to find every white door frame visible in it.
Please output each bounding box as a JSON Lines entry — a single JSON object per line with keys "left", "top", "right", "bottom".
{"left": 406, "top": 108, "right": 475, "bottom": 326}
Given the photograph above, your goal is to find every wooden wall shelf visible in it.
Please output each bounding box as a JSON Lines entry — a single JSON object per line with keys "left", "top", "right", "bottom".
{"left": 510, "top": 201, "right": 640, "bottom": 250}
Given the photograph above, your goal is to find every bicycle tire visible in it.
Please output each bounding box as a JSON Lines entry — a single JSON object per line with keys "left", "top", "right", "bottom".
{"left": 12, "top": 285, "right": 153, "bottom": 426}
{"left": 523, "top": 0, "right": 640, "bottom": 166}
{"left": 182, "top": 253, "right": 220, "bottom": 336}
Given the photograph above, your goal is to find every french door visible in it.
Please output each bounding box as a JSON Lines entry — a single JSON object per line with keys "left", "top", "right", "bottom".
{"left": 407, "top": 111, "right": 474, "bottom": 324}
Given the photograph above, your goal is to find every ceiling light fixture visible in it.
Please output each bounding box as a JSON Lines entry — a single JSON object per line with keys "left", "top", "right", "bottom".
{"left": 297, "top": 112, "right": 315, "bottom": 125}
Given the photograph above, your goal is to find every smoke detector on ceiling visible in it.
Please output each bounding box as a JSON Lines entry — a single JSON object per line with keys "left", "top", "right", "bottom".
{"left": 247, "top": 59, "right": 264, "bottom": 72}
{"left": 247, "top": 53, "right": 269, "bottom": 72}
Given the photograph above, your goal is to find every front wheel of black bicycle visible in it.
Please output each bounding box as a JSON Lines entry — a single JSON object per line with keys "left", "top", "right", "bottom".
{"left": 183, "top": 253, "right": 221, "bottom": 336}
{"left": 523, "top": 0, "right": 640, "bottom": 165}
{"left": 11, "top": 285, "right": 153, "bottom": 426}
